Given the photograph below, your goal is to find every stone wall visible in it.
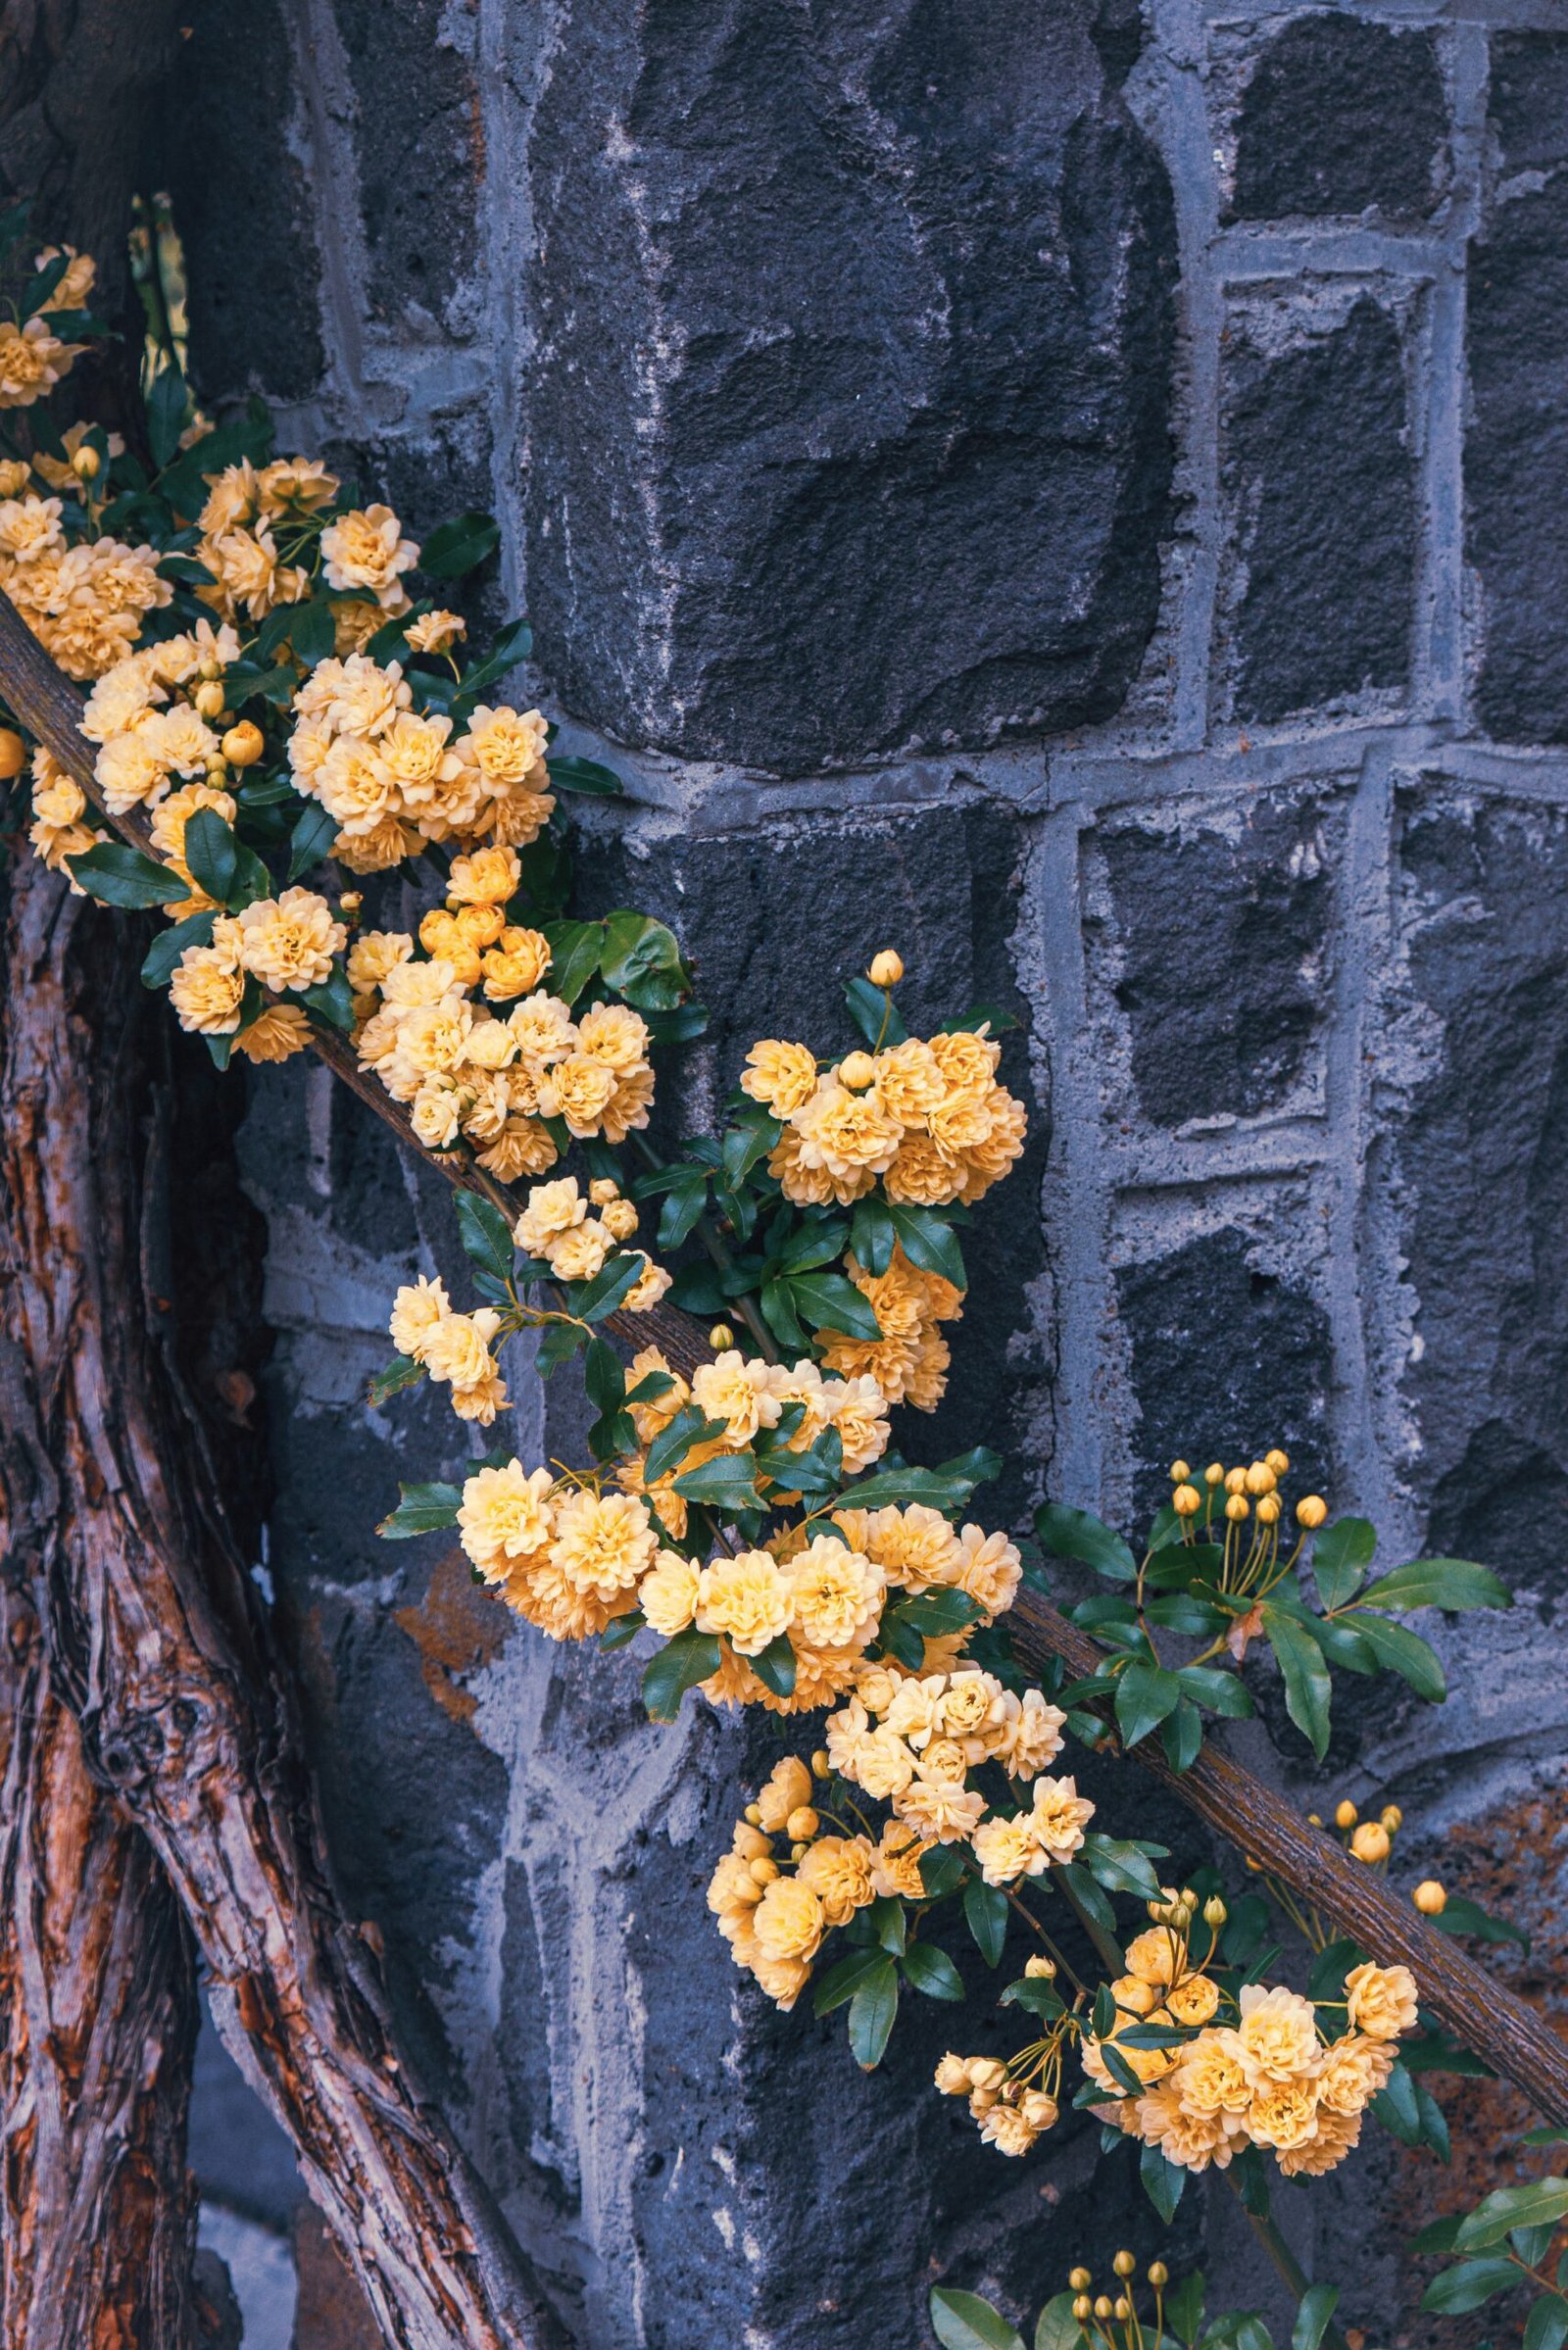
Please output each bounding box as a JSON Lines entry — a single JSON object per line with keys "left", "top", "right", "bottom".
{"left": 159, "top": 2, "right": 1568, "bottom": 2343}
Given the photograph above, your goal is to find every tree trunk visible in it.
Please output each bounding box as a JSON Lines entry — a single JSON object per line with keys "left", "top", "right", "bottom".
{"left": 0, "top": 859, "right": 567, "bottom": 2346}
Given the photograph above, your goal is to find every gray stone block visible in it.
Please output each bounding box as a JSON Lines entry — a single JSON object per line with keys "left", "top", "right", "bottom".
{"left": 1224, "top": 296, "right": 1413, "bottom": 725}
{"left": 1230, "top": 17, "right": 1446, "bottom": 223}
{"left": 1467, "top": 34, "right": 1568, "bottom": 744}
{"left": 330, "top": 0, "right": 480, "bottom": 328}
{"left": 1096, "top": 792, "right": 1339, "bottom": 1127}
{"left": 523, "top": 0, "right": 1176, "bottom": 772}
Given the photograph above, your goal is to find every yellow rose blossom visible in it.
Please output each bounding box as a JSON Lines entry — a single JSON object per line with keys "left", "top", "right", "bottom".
{"left": 387, "top": 1275, "right": 451, "bottom": 1358}
{"left": 233, "top": 888, "right": 346, "bottom": 993}
{"left": 319, "top": 504, "right": 419, "bottom": 606}
{"left": 577, "top": 1002, "right": 651, "bottom": 1071}
{"left": 169, "top": 945, "right": 246, "bottom": 1035}
{"left": 537, "top": 1051, "right": 618, "bottom": 1134}
{"left": 481, "top": 925, "right": 553, "bottom": 1001}
{"left": 1027, "top": 1774, "right": 1096, "bottom": 1859}
{"left": 692, "top": 1350, "right": 784, "bottom": 1445}
{"left": 795, "top": 1835, "right": 875, "bottom": 1927}
{"left": 787, "top": 1537, "right": 883, "bottom": 1650}
{"left": 1344, "top": 1961, "right": 1419, "bottom": 2041}
{"left": 405, "top": 608, "right": 467, "bottom": 655}
{"left": 232, "top": 1006, "right": 312, "bottom": 1063}
{"left": 448, "top": 844, "right": 520, "bottom": 905}
{"left": 697, "top": 1551, "right": 794, "bottom": 1657}
{"left": 740, "top": 1039, "right": 819, "bottom": 1116}
{"left": 548, "top": 1490, "right": 658, "bottom": 1598}
{"left": 548, "top": 1219, "right": 612, "bottom": 1284}
{"left": 460, "top": 704, "right": 549, "bottom": 785}
{"left": 639, "top": 1556, "right": 702, "bottom": 1638}
{"left": 459, "top": 1462, "right": 556, "bottom": 1577}
{"left": 419, "top": 1308, "right": 504, "bottom": 1395}
{"left": 1236, "top": 1984, "right": 1321, "bottom": 2083}
{"left": 514, "top": 1176, "right": 588, "bottom": 1255}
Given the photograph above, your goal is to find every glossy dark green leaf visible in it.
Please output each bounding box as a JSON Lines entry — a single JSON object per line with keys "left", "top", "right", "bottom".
{"left": 1034, "top": 1501, "right": 1137, "bottom": 1584}
{"left": 1421, "top": 2258, "right": 1529, "bottom": 2314}
{"left": 850, "top": 1195, "right": 896, "bottom": 1277}
{"left": 141, "top": 908, "right": 217, "bottom": 989}
{"left": 1358, "top": 1557, "right": 1510, "bottom": 1613}
{"left": 547, "top": 754, "right": 622, "bottom": 795}
{"left": 644, "top": 1406, "right": 727, "bottom": 1488}
{"left": 963, "top": 1880, "right": 1008, "bottom": 1969}
{"left": 455, "top": 1192, "right": 514, "bottom": 1285}
{"left": 843, "top": 974, "right": 907, "bottom": 1050}
{"left": 420, "top": 509, "right": 501, "bottom": 577}
{"left": 1141, "top": 2139, "right": 1186, "bottom": 2223}
{"left": 641, "top": 1628, "right": 721, "bottom": 1722}
{"left": 287, "top": 796, "right": 339, "bottom": 881}
{"left": 1114, "top": 1659, "right": 1183, "bottom": 1747}
{"left": 929, "top": 2288, "right": 1025, "bottom": 2350}
{"left": 1308, "top": 1515, "right": 1376, "bottom": 1610}
{"left": 300, "top": 969, "right": 356, "bottom": 1033}
{"left": 600, "top": 909, "right": 690, "bottom": 1010}
{"left": 789, "top": 1268, "right": 880, "bottom": 1340}
{"left": 1432, "top": 1894, "right": 1530, "bottom": 1950}
{"left": 847, "top": 1958, "right": 899, "bottom": 2069}
{"left": 1343, "top": 1611, "right": 1446, "bottom": 1701}
{"left": 749, "top": 1633, "right": 797, "bottom": 1700}
{"left": 570, "top": 1250, "right": 647, "bottom": 1322}
{"left": 1454, "top": 2178, "right": 1568, "bottom": 2252}
{"left": 146, "top": 363, "right": 188, "bottom": 468}
{"left": 542, "top": 917, "right": 605, "bottom": 1006}
{"left": 1260, "top": 1607, "right": 1332, "bottom": 1760}
{"left": 1178, "top": 1664, "right": 1254, "bottom": 1718}
{"left": 376, "top": 1481, "right": 462, "bottom": 1538}
{"left": 887, "top": 1200, "right": 967, "bottom": 1291}
{"left": 69, "top": 841, "right": 185, "bottom": 909}
{"left": 671, "top": 1451, "right": 762, "bottom": 1512}
{"left": 288, "top": 596, "right": 337, "bottom": 668}
{"left": 811, "top": 1945, "right": 890, "bottom": 2017}
{"left": 367, "top": 1354, "right": 422, "bottom": 1405}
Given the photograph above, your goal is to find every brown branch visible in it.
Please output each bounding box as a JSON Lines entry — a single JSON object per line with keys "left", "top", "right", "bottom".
{"left": 1009, "top": 1591, "right": 1568, "bottom": 2128}
{"left": 0, "top": 853, "right": 568, "bottom": 2347}
{"left": 4, "top": 586, "right": 1565, "bottom": 2151}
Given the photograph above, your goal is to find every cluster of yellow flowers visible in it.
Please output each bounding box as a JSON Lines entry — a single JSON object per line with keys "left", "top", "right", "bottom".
{"left": 0, "top": 246, "right": 91, "bottom": 408}
{"left": 513, "top": 1173, "right": 663, "bottom": 1293}
{"left": 1083, "top": 1895, "right": 1417, "bottom": 2179}
{"left": 189, "top": 459, "right": 415, "bottom": 647}
{"left": 353, "top": 871, "right": 655, "bottom": 1180}
{"left": 820, "top": 1242, "right": 963, "bottom": 1412}
{"left": 288, "top": 651, "right": 555, "bottom": 872}
{"left": 452, "top": 1460, "right": 663, "bottom": 1640}
{"left": 68, "top": 620, "right": 243, "bottom": 839}
{"left": 743, "top": 1020, "right": 1026, "bottom": 1213}
{"left": 167, "top": 885, "right": 343, "bottom": 1065}
{"left": 825, "top": 1655, "right": 1073, "bottom": 1844}
{"left": 933, "top": 1956, "right": 1067, "bottom": 2154}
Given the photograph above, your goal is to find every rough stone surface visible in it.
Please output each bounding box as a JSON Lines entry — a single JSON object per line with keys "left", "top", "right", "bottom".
{"left": 1230, "top": 17, "right": 1446, "bottom": 223}
{"left": 1467, "top": 33, "right": 1568, "bottom": 744}
{"left": 330, "top": 0, "right": 481, "bottom": 330}
{"left": 523, "top": 0, "right": 1177, "bottom": 771}
{"left": 1223, "top": 296, "right": 1414, "bottom": 725}
{"left": 1094, "top": 791, "right": 1340, "bottom": 1127}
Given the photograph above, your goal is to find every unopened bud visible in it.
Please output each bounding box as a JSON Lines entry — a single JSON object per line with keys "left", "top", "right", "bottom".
{"left": 1068, "top": 2269, "right": 1092, "bottom": 2294}
{"left": 1413, "top": 1880, "right": 1446, "bottom": 1917}
{"left": 1224, "top": 1466, "right": 1248, "bottom": 1494}
{"left": 1148, "top": 2262, "right": 1168, "bottom": 2289}
{"left": 221, "top": 720, "right": 265, "bottom": 767}
{"left": 1297, "top": 1494, "right": 1328, "bottom": 1530}
{"left": 193, "top": 678, "right": 226, "bottom": 719}
{"left": 1169, "top": 1459, "right": 1191, "bottom": 1484}
{"left": 1225, "top": 1493, "right": 1250, "bottom": 1522}
{"left": 1335, "top": 1799, "right": 1358, "bottom": 1831}
{"left": 71, "top": 443, "right": 101, "bottom": 481}
{"left": 0, "top": 727, "right": 25, "bottom": 780}
{"left": 790, "top": 1840, "right": 808, "bottom": 1862}
{"left": 1256, "top": 1494, "right": 1281, "bottom": 1525}
{"left": 733, "top": 1825, "right": 770, "bottom": 1861}
{"left": 1025, "top": 1954, "right": 1056, "bottom": 1979}
{"left": 744, "top": 1803, "right": 762, "bottom": 1827}
{"left": 838, "top": 1050, "right": 877, "bottom": 1090}
{"left": 748, "top": 1856, "right": 779, "bottom": 1885}
{"left": 709, "top": 1323, "right": 734, "bottom": 1352}
{"left": 589, "top": 1178, "right": 620, "bottom": 1206}
{"left": 867, "top": 949, "right": 904, "bottom": 988}
{"left": 810, "top": 1749, "right": 831, "bottom": 1781}
{"left": 1113, "top": 2250, "right": 1136, "bottom": 2278}
{"left": 1265, "top": 1448, "right": 1290, "bottom": 1474}
{"left": 338, "top": 891, "right": 362, "bottom": 913}
{"left": 198, "top": 653, "right": 222, "bottom": 681}
{"left": 1173, "top": 1483, "right": 1202, "bottom": 1517}
{"left": 1114, "top": 2298, "right": 1132, "bottom": 2322}
{"left": 785, "top": 1806, "right": 819, "bottom": 1841}
{"left": 1094, "top": 2298, "right": 1113, "bottom": 2322}
{"left": 1350, "top": 1822, "right": 1391, "bottom": 1864}
{"left": 1072, "top": 2296, "right": 1093, "bottom": 2324}
{"left": 1245, "top": 1461, "right": 1277, "bottom": 1495}
{"left": 1380, "top": 1804, "right": 1403, "bottom": 1834}
{"left": 1203, "top": 1461, "right": 1225, "bottom": 1486}
{"left": 1202, "top": 1895, "right": 1228, "bottom": 1929}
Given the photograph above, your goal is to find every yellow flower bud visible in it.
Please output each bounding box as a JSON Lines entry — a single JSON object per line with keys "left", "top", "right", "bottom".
{"left": 1114, "top": 2298, "right": 1132, "bottom": 2322}
{"left": 221, "top": 720, "right": 266, "bottom": 768}
{"left": 198, "top": 652, "right": 222, "bottom": 681}
{"left": 1380, "top": 1804, "right": 1403, "bottom": 1834}
{"left": 71, "top": 442, "right": 101, "bottom": 481}
{"left": 338, "top": 891, "right": 362, "bottom": 914}
{"left": 1224, "top": 1466, "right": 1248, "bottom": 1494}
{"left": 744, "top": 1803, "right": 763, "bottom": 1827}
{"left": 1334, "top": 1799, "right": 1358, "bottom": 1831}
{"left": 1172, "top": 1483, "right": 1202, "bottom": 1516}
{"left": 1148, "top": 2262, "right": 1168, "bottom": 2289}
{"left": 790, "top": 1841, "right": 808, "bottom": 1862}
{"left": 1072, "top": 2298, "right": 1093, "bottom": 2324}
{"left": 1265, "top": 1448, "right": 1290, "bottom": 1474}
{"left": 1245, "top": 1461, "right": 1276, "bottom": 1495}
{"left": 1413, "top": 1880, "right": 1446, "bottom": 1917}
{"left": 786, "top": 1806, "right": 819, "bottom": 1842}
{"left": 193, "top": 678, "right": 227, "bottom": 719}
{"left": 748, "top": 1856, "right": 779, "bottom": 1886}
{"left": 1095, "top": 2298, "right": 1113, "bottom": 2322}
{"left": 1307, "top": 1812, "right": 1322, "bottom": 1827}
{"left": 709, "top": 1323, "right": 735, "bottom": 1352}
{"left": 838, "top": 1050, "right": 877, "bottom": 1090}
{"left": 590, "top": 1178, "right": 620, "bottom": 1206}
{"left": 1256, "top": 1494, "right": 1281, "bottom": 1525}
{"left": 1113, "top": 2250, "right": 1136, "bottom": 2278}
{"left": 1169, "top": 1459, "right": 1191, "bottom": 1484}
{"left": 810, "top": 1749, "right": 831, "bottom": 1781}
{"left": 1068, "top": 2270, "right": 1092, "bottom": 2295}
{"left": 867, "top": 949, "right": 904, "bottom": 987}
{"left": 1224, "top": 1493, "right": 1250, "bottom": 1522}
{"left": 0, "top": 727, "right": 25, "bottom": 780}
{"left": 1025, "top": 1954, "right": 1056, "bottom": 1979}
{"left": 1203, "top": 1462, "right": 1225, "bottom": 1486}
{"left": 1350, "top": 1822, "right": 1391, "bottom": 1864}
{"left": 1297, "top": 1494, "right": 1328, "bottom": 1529}
{"left": 1202, "top": 1895, "right": 1228, "bottom": 1929}
{"left": 733, "top": 1825, "right": 770, "bottom": 1860}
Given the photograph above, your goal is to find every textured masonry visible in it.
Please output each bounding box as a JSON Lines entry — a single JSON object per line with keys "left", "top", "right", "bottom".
{"left": 163, "top": 1, "right": 1568, "bottom": 2342}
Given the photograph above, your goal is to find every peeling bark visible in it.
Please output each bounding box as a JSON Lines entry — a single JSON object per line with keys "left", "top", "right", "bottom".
{"left": 0, "top": 855, "right": 567, "bottom": 2346}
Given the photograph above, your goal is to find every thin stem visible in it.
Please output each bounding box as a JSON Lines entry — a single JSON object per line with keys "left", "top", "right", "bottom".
{"left": 1223, "top": 2179, "right": 1351, "bottom": 2350}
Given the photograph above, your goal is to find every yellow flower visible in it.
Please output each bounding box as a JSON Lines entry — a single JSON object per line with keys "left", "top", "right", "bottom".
{"left": 419, "top": 1308, "right": 504, "bottom": 1395}
{"left": 790, "top": 1081, "right": 903, "bottom": 1178}
{"left": 549, "top": 1490, "right": 658, "bottom": 1598}
{"left": 756, "top": 1755, "right": 814, "bottom": 1832}
{"left": 787, "top": 1536, "right": 883, "bottom": 1650}
{"left": 994, "top": 1688, "right": 1066, "bottom": 1781}
{"left": 1344, "top": 1961, "right": 1419, "bottom": 2041}
{"left": 233, "top": 888, "right": 346, "bottom": 992}
{"left": 753, "top": 1877, "right": 824, "bottom": 1964}
{"left": 448, "top": 844, "right": 520, "bottom": 905}
{"left": 970, "top": 1812, "right": 1047, "bottom": 1886}
{"left": 547, "top": 1219, "right": 612, "bottom": 1283}
{"left": 0, "top": 316, "right": 83, "bottom": 406}
{"left": 1276, "top": 2106, "right": 1359, "bottom": 2179}
{"left": 951, "top": 1525, "right": 1022, "bottom": 1618}
{"left": 577, "top": 1002, "right": 650, "bottom": 1071}
{"left": 405, "top": 608, "right": 467, "bottom": 654}
{"left": 459, "top": 1461, "right": 555, "bottom": 1577}
{"left": 740, "top": 1039, "right": 819, "bottom": 1116}
{"left": 1122, "top": 1928, "right": 1180, "bottom": 1988}
{"left": 319, "top": 504, "right": 419, "bottom": 606}
{"left": 481, "top": 925, "right": 552, "bottom": 1001}
{"left": 894, "top": 1775, "right": 986, "bottom": 1844}
{"left": 1028, "top": 1774, "right": 1096, "bottom": 1859}
{"left": 0, "top": 492, "right": 64, "bottom": 563}
{"left": 697, "top": 1550, "right": 794, "bottom": 1657}
{"left": 1173, "top": 2029, "right": 1251, "bottom": 2119}
{"left": 639, "top": 1555, "right": 702, "bottom": 1637}
{"left": 1236, "top": 1984, "right": 1321, "bottom": 2083}
{"left": 1165, "top": 1973, "right": 1220, "bottom": 2027}
{"left": 475, "top": 1116, "right": 559, "bottom": 1182}
{"left": 871, "top": 1038, "right": 946, "bottom": 1124}
{"left": 796, "top": 1835, "right": 875, "bottom": 1927}
{"left": 1131, "top": 2075, "right": 1236, "bottom": 2174}
{"left": 387, "top": 1274, "right": 450, "bottom": 1358}
{"left": 232, "top": 1006, "right": 312, "bottom": 1063}
{"left": 1247, "top": 2077, "right": 1322, "bottom": 2153}
{"left": 1315, "top": 2032, "right": 1394, "bottom": 2117}
{"left": 866, "top": 1502, "right": 961, "bottom": 1591}
{"left": 870, "top": 1821, "right": 932, "bottom": 1900}
{"left": 459, "top": 704, "right": 549, "bottom": 785}
{"left": 822, "top": 1375, "right": 891, "bottom": 1475}
{"left": 254, "top": 456, "right": 339, "bottom": 514}
{"left": 537, "top": 1051, "right": 617, "bottom": 1135}
{"left": 169, "top": 945, "right": 246, "bottom": 1035}
{"left": 692, "top": 1350, "right": 784, "bottom": 1445}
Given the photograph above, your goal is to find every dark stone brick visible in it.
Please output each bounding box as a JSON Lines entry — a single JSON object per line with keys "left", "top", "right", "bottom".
{"left": 331, "top": 0, "right": 480, "bottom": 325}
{"left": 1098, "top": 792, "right": 1338, "bottom": 1125}
{"left": 1396, "top": 792, "right": 1568, "bottom": 1596}
{"left": 1231, "top": 17, "right": 1446, "bottom": 223}
{"left": 1467, "top": 35, "right": 1568, "bottom": 744}
{"left": 525, "top": 0, "right": 1176, "bottom": 772}
{"left": 1117, "top": 1229, "right": 1334, "bottom": 1530}
{"left": 1225, "top": 297, "right": 1413, "bottom": 724}
{"left": 586, "top": 798, "right": 1051, "bottom": 1520}
{"left": 163, "top": 0, "right": 324, "bottom": 402}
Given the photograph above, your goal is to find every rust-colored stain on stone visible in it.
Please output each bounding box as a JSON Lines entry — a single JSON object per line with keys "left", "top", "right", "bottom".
{"left": 394, "top": 1552, "right": 509, "bottom": 1728}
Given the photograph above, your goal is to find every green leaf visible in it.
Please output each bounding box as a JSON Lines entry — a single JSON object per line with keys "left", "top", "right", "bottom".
{"left": 69, "top": 841, "right": 185, "bottom": 910}
{"left": 1422, "top": 2258, "right": 1528, "bottom": 2314}
{"left": 1525, "top": 2293, "right": 1568, "bottom": 2350}
{"left": 547, "top": 754, "right": 622, "bottom": 796}
{"left": 1432, "top": 1894, "right": 1531, "bottom": 1950}
{"left": 600, "top": 909, "right": 690, "bottom": 1010}
{"left": 1053, "top": 1862, "right": 1116, "bottom": 1936}
{"left": 1178, "top": 1664, "right": 1254, "bottom": 1718}
{"left": 843, "top": 974, "right": 907, "bottom": 1050}
{"left": 1034, "top": 2294, "right": 1089, "bottom": 2350}
{"left": 541, "top": 918, "right": 605, "bottom": 1006}
{"left": 458, "top": 614, "right": 532, "bottom": 694}
{"left": 886, "top": 1200, "right": 967, "bottom": 1291}
{"left": 1343, "top": 1610, "right": 1446, "bottom": 1701}
{"left": 671, "top": 1452, "right": 762, "bottom": 1512}
{"left": 750, "top": 1633, "right": 797, "bottom": 1701}
{"left": 141, "top": 908, "right": 217, "bottom": 989}
{"left": 1455, "top": 2179, "right": 1568, "bottom": 2252}
{"left": 1370, "top": 2059, "right": 1422, "bottom": 2145}
{"left": 1000, "top": 1976, "right": 1064, "bottom": 2019}
{"left": 929, "top": 2288, "right": 1025, "bottom": 2350}
{"left": 1357, "top": 1557, "right": 1511, "bottom": 1613}
{"left": 895, "top": 1588, "right": 984, "bottom": 1639}
{"left": 455, "top": 1192, "right": 514, "bottom": 1286}
{"left": 641, "top": 1628, "right": 721, "bottom": 1722}
{"left": 1115, "top": 1659, "right": 1183, "bottom": 1747}
{"left": 811, "top": 1946, "right": 890, "bottom": 2016}
{"left": 1141, "top": 2139, "right": 1187, "bottom": 2224}
{"left": 1260, "top": 1607, "right": 1332, "bottom": 1761}
{"left": 300, "top": 969, "right": 356, "bottom": 1033}
{"left": 420, "top": 510, "right": 501, "bottom": 577}
{"left": 1166, "top": 2274, "right": 1205, "bottom": 2345}
{"left": 790, "top": 1269, "right": 880, "bottom": 1341}
{"left": 917, "top": 1844, "right": 967, "bottom": 1900}
{"left": 377, "top": 1481, "right": 462, "bottom": 1538}
{"left": 847, "top": 1958, "right": 899, "bottom": 2069}
{"left": 288, "top": 596, "right": 337, "bottom": 668}
{"left": 583, "top": 1336, "right": 625, "bottom": 1418}
{"left": 1081, "top": 1835, "right": 1165, "bottom": 1902}
{"left": 963, "top": 1880, "right": 1008, "bottom": 1968}
{"left": 1408, "top": 2215, "right": 1463, "bottom": 2255}
{"left": 851, "top": 1196, "right": 896, "bottom": 1277}
{"left": 901, "top": 1942, "right": 965, "bottom": 2001}
{"left": 571, "top": 1250, "right": 648, "bottom": 1323}
{"left": 1035, "top": 1502, "right": 1137, "bottom": 1584}
{"left": 655, "top": 1164, "right": 709, "bottom": 1252}
{"left": 146, "top": 363, "right": 188, "bottom": 469}
{"left": 287, "top": 796, "right": 339, "bottom": 881}
{"left": 644, "top": 1407, "right": 727, "bottom": 1488}
{"left": 838, "top": 1466, "right": 972, "bottom": 1510}
{"left": 367, "top": 1354, "right": 422, "bottom": 1405}
{"left": 759, "top": 1276, "right": 811, "bottom": 1355}
{"left": 1291, "top": 2285, "right": 1339, "bottom": 2350}
{"left": 1309, "top": 1516, "right": 1376, "bottom": 1610}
